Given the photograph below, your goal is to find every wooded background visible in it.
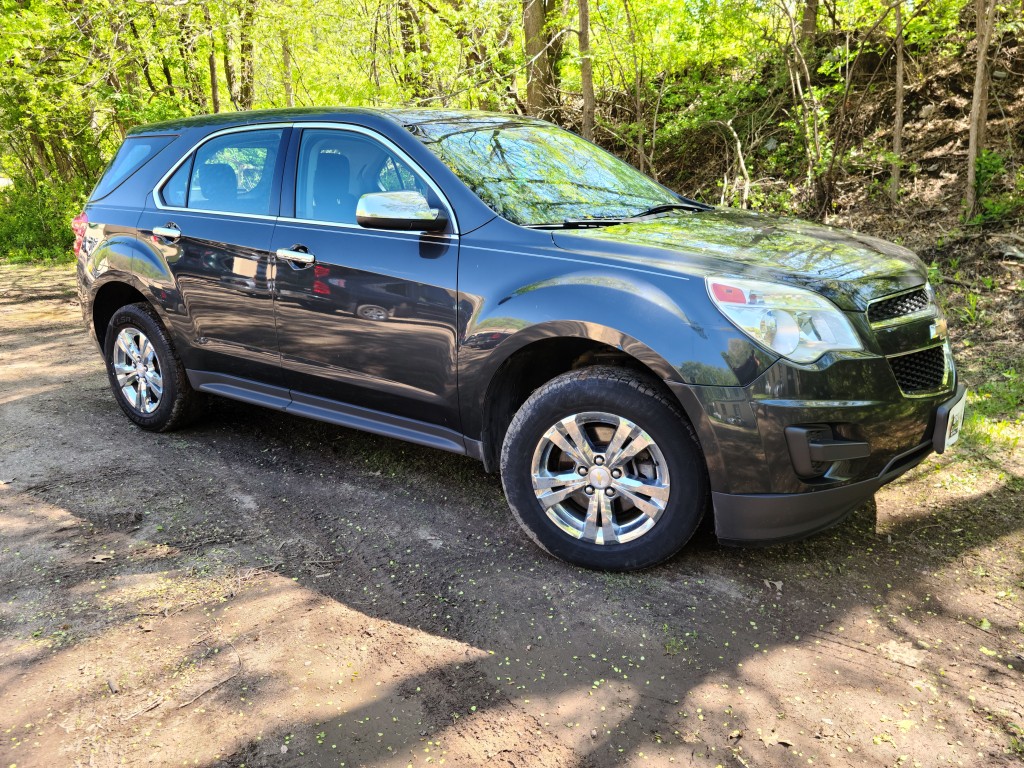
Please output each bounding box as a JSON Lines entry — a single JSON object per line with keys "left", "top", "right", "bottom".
{"left": 0, "top": 0, "right": 1021, "bottom": 261}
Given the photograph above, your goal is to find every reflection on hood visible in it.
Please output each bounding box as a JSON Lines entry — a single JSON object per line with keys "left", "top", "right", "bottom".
{"left": 553, "top": 209, "right": 927, "bottom": 309}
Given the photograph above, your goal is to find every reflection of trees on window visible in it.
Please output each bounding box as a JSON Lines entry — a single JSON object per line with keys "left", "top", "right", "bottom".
{"left": 377, "top": 157, "right": 421, "bottom": 193}
{"left": 415, "top": 121, "right": 680, "bottom": 225}
{"left": 211, "top": 147, "right": 270, "bottom": 192}
{"left": 182, "top": 130, "right": 283, "bottom": 215}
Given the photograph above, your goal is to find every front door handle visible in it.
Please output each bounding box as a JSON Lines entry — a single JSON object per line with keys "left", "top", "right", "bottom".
{"left": 276, "top": 247, "right": 315, "bottom": 266}
{"left": 153, "top": 224, "right": 181, "bottom": 241}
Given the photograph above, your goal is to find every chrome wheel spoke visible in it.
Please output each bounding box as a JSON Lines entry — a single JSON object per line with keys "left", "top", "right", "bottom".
{"left": 146, "top": 373, "right": 163, "bottom": 398}
{"left": 535, "top": 473, "right": 588, "bottom": 508}
{"left": 602, "top": 418, "right": 634, "bottom": 465}
{"left": 598, "top": 493, "right": 619, "bottom": 545}
{"left": 615, "top": 476, "right": 670, "bottom": 502}
{"left": 115, "top": 333, "right": 134, "bottom": 359}
{"left": 615, "top": 483, "right": 665, "bottom": 519}
{"left": 547, "top": 417, "right": 593, "bottom": 466}
{"left": 582, "top": 492, "right": 601, "bottom": 541}
{"left": 606, "top": 431, "right": 653, "bottom": 470}
{"left": 115, "top": 363, "right": 138, "bottom": 388}
{"left": 581, "top": 492, "right": 618, "bottom": 544}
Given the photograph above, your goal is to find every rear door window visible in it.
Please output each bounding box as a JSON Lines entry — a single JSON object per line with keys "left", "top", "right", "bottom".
{"left": 161, "top": 128, "right": 285, "bottom": 215}
{"left": 91, "top": 135, "right": 174, "bottom": 200}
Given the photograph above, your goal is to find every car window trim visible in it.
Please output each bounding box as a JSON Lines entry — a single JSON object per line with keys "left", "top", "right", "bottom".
{"left": 153, "top": 121, "right": 460, "bottom": 236}
{"left": 283, "top": 123, "right": 459, "bottom": 235}
{"left": 153, "top": 124, "right": 287, "bottom": 218}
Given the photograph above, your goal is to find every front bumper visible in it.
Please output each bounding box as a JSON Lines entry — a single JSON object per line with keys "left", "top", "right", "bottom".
{"left": 712, "top": 438, "right": 932, "bottom": 544}
{"left": 669, "top": 365, "right": 965, "bottom": 544}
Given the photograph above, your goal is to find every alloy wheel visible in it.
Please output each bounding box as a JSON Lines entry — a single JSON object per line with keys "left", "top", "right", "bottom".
{"left": 111, "top": 326, "right": 163, "bottom": 415}
{"left": 530, "top": 411, "right": 671, "bottom": 544}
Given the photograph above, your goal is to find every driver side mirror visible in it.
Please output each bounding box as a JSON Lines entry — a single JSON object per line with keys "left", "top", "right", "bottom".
{"left": 355, "top": 191, "right": 448, "bottom": 232}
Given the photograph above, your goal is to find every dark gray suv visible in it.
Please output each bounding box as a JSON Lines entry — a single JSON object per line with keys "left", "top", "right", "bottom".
{"left": 75, "top": 107, "right": 966, "bottom": 570}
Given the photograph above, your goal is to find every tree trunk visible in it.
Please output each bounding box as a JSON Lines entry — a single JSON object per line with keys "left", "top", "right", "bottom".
{"left": 398, "top": 0, "right": 430, "bottom": 100}
{"left": 801, "top": 0, "right": 818, "bottom": 42}
{"left": 282, "top": 34, "right": 294, "bottom": 107}
{"left": 964, "top": 0, "right": 998, "bottom": 218}
{"left": 238, "top": 0, "right": 259, "bottom": 110}
{"left": 579, "top": 0, "right": 595, "bottom": 139}
{"left": 223, "top": 31, "right": 239, "bottom": 108}
{"left": 204, "top": 6, "right": 220, "bottom": 113}
{"left": 522, "top": 0, "right": 557, "bottom": 118}
{"left": 177, "top": 10, "right": 208, "bottom": 110}
{"left": 128, "top": 19, "right": 158, "bottom": 95}
{"left": 889, "top": 1, "right": 904, "bottom": 204}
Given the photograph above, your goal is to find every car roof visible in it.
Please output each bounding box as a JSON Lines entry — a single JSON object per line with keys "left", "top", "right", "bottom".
{"left": 127, "top": 107, "right": 546, "bottom": 136}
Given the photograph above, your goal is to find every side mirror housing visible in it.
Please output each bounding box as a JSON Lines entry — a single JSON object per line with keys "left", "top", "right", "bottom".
{"left": 355, "top": 191, "right": 448, "bottom": 232}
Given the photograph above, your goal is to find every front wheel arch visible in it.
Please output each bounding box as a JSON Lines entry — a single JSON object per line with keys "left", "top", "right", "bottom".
{"left": 474, "top": 330, "right": 684, "bottom": 473}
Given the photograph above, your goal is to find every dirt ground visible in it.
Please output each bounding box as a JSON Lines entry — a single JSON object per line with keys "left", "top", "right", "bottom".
{"left": 1, "top": 263, "right": 1022, "bottom": 768}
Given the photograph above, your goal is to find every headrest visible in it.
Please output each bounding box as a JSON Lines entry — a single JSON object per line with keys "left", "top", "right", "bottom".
{"left": 197, "top": 162, "right": 238, "bottom": 204}
{"left": 313, "top": 152, "right": 350, "bottom": 201}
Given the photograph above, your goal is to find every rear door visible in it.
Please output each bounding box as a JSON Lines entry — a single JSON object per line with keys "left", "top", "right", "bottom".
{"left": 137, "top": 126, "right": 288, "bottom": 385}
{"left": 270, "top": 125, "right": 462, "bottom": 432}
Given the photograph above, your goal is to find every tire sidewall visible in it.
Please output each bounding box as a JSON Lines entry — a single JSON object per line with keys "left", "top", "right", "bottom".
{"left": 103, "top": 305, "right": 181, "bottom": 430}
{"left": 502, "top": 372, "right": 708, "bottom": 571}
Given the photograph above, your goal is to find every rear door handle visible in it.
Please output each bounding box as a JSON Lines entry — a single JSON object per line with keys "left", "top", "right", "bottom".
{"left": 276, "top": 247, "right": 315, "bottom": 266}
{"left": 153, "top": 225, "right": 181, "bottom": 241}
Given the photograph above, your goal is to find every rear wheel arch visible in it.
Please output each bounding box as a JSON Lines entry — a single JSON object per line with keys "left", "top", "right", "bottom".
{"left": 92, "top": 280, "right": 151, "bottom": 345}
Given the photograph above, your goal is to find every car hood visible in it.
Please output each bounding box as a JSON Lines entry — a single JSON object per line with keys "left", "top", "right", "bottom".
{"left": 550, "top": 209, "right": 928, "bottom": 310}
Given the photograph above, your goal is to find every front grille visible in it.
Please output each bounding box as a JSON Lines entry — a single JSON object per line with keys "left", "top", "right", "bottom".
{"left": 889, "top": 345, "right": 946, "bottom": 394}
{"left": 868, "top": 288, "right": 930, "bottom": 324}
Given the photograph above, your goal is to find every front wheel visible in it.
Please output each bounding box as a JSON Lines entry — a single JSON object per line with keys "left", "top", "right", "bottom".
{"left": 500, "top": 367, "right": 709, "bottom": 570}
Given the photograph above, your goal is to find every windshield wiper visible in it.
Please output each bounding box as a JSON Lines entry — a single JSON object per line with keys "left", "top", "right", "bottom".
{"left": 630, "top": 199, "right": 711, "bottom": 218}
{"left": 526, "top": 198, "right": 712, "bottom": 229}
{"left": 526, "top": 218, "right": 627, "bottom": 229}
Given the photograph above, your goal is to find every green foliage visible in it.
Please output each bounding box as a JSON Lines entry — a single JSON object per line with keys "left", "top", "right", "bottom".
{"left": 968, "top": 151, "right": 1024, "bottom": 226}
{"left": 0, "top": 179, "right": 84, "bottom": 264}
{"left": 0, "top": 0, "right": 1011, "bottom": 261}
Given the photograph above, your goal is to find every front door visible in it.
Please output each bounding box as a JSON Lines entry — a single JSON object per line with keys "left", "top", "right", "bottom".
{"left": 271, "top": 127, "right": 462, "bottom": 432}
{"left": 138, "top": 126, "right": 287, "bottom": 385}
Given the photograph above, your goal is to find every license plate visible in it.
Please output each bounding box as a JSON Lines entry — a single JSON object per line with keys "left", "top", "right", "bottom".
{"left": 942, "top": 395, "right": 966, "bottom": 451}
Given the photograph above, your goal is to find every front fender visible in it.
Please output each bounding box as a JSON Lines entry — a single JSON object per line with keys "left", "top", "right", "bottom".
{"left": 461, "top": 266, "right": 772, "bottom": 408}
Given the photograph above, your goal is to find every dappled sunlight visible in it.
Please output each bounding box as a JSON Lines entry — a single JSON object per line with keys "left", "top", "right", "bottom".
{"left": 1, "top": 492, "right": 495, "bottom": 766}
{"left": 3, "top": 263, "right": 1023, "bottom": 766}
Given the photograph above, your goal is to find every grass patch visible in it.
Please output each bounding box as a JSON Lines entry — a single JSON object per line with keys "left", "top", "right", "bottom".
{"left": 0, "top": 247, "right": 74, "bottom": 266}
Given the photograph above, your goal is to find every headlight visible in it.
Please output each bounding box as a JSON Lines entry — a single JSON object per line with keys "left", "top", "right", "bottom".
{"left": 706, "top": 277, "right": 863, "bottom": 364}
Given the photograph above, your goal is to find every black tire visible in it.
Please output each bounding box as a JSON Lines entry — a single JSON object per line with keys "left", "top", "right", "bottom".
{"left": 500, "top": 366, "right": 709, "bottom": 571}
{"left": 103, "top": 302, "right": 203, "bottom": 432}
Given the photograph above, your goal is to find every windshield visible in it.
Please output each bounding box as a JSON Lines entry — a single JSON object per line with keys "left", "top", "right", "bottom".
{"left": 410, "top": 120, "right": 682, "bottom": 226}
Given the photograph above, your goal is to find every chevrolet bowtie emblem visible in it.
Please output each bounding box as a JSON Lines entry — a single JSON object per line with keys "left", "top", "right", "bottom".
{"left": 929, "top": 318, "right": 948, "bottom": 340}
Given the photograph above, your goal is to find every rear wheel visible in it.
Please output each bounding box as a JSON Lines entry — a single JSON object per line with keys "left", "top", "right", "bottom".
{"left": 356, "top": 304, "right": 390, "bottom": 321}
{"left": 500, "top": 367, "right": 708, "bottom": 570}
{"left": 103, "top": 303, "right": 202, "bottom": 432}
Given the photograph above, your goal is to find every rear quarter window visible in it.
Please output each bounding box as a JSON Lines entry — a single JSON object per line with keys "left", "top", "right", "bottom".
{"left": 91, "top": 136, "right": 174, "bottom": 200}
